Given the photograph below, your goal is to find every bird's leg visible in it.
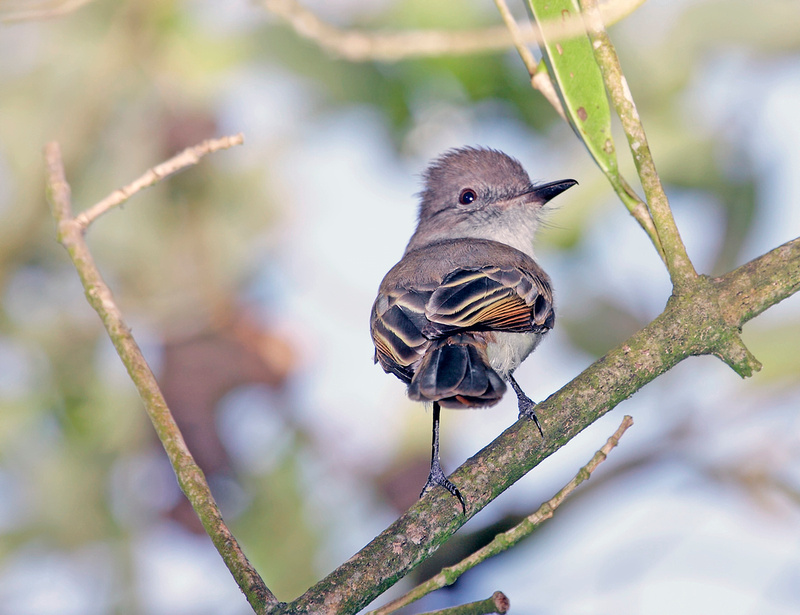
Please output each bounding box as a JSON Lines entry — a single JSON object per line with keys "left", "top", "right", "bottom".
{"left": 508, "top": 374, "right": 543, "bottom": 437}
{"left": 420, "top": 401, "right": 466, "bottom": 514}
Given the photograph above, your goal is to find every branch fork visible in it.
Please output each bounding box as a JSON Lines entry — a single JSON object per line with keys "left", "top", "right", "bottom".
{"left": 44, "top": 137, "right": 275, "bottom": 614}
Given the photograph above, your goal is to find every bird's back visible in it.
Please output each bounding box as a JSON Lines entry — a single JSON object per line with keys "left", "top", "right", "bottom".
{"left": 370, "top": 238, "right": 554, "bottom": 406}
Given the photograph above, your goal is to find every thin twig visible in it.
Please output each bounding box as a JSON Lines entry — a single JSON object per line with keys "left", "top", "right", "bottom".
{"left": 369, "top": 416, "right": 634, "bottom": 615}
{"left": 493, "top": 0, "right": 566, "bottom": 120}
{"left": 44, "top": 140, "right": 276, "bottom": 614}
{"left": 579, "top": 0, "right": 696, "bottom": 289}
{"left": 261, "top": 0, "right": 645, "bottom": 62}
{"left": 493, "top": 0, "right": 538, "bottom": 74}
{"left": 417, "top": 591, "right": 510, "bottom": 615}
{"left": 75, "top": 134, "right": 244, "bottom": 230}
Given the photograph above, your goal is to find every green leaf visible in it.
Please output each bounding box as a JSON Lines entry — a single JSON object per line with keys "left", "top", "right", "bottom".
{"left": 526, "top": 0, "right": 618, "bottom": 176}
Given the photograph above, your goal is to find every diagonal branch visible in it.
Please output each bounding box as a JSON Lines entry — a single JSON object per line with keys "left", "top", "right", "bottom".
{"left": 273, "top": 236, "right": 800, "bottom": 614}
{"left": 714, "top": 238, "right": 800, "bottom": 326}
{"left": 44, "top": 140, "right": 276, "bottom": 614}
{"left": 371, "top": 416, "right": 633, "bottom": 615}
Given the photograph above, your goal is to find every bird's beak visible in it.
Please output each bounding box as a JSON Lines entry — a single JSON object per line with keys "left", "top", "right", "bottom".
{"left": 525, "top": 179, "right": 578, "bottom": 204}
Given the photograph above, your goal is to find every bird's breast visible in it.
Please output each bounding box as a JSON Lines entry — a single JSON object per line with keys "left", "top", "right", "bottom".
{"left": 486, "top": 330, "right": 544, "bottom": 377}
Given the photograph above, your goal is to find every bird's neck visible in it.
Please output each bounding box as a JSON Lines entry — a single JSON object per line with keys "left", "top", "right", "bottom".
{"left": 405, "top": 217, "right": 540, "bottom": 259}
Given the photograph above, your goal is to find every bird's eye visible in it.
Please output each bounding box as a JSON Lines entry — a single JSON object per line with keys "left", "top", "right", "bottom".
{"left": 458, "top": 188, "right": 477, "bottom": 205}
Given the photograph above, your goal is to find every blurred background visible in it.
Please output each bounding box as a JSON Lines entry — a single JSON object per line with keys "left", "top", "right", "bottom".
{"left": 1, "top": 0, "right": 799, "bottom": 613}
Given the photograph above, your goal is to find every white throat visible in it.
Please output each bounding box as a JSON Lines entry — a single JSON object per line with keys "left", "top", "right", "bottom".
{"left": 408, "top": 215, "right": 540, "bottom": 259}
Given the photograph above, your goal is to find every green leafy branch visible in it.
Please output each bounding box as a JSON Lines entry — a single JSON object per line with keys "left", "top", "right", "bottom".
{"left": 513, "top": 0, "right": 699, "bottom": 288}
{"left": 260, "top": 3, "right": 800, "bottom": 613}
{"left": 516, "top": 0, "right": 757, "bottom": 368}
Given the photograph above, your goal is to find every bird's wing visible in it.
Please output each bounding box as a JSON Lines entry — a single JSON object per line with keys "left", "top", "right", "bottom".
{"left": 423, "top": 265, "right": 553, "bottom": 336}
{"left": 371, "top": 264, "right": 553, "bottom": 380}
{"left": 371, "top": 287, "right": 433, "bottom": 383}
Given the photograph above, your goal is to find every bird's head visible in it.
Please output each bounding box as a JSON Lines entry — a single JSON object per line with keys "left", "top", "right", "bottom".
{"left": 407, "top": 147, "right": 577, "bottom": 256}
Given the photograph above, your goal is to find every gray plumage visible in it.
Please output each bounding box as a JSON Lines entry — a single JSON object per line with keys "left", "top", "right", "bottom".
{"left": 371, "top": 147, "right": 574, "bottom": 409}
{"left": 372, "top": 238, "right": 554, "bottom": 406}
{"left": 369, "top": 146, "right": 576, "bottom": 510}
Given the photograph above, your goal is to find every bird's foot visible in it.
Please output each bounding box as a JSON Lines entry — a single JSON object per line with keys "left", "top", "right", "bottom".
{"left": 420, "top": 460, "right": 466, "bottom": 514}
{"left": 508, "top": 374, "right": 544, "bottom": 437}
{"left": 516, "top": 395, "right": 544, "bottom": 437}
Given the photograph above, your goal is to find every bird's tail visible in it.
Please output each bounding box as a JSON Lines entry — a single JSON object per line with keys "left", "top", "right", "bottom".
{"left": 407, "top": 334, "right": 506, "bottom": 408}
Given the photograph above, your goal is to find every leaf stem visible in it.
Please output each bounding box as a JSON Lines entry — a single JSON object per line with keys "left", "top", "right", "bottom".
{"left": 579, "top": 0, "right": 697, "bottom": 289}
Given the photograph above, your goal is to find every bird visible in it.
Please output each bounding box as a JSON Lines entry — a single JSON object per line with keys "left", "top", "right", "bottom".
{"left": 370, "top": 146, "right": 576, "bottom": 512}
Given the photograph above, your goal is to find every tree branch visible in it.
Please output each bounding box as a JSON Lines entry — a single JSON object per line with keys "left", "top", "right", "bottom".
{"left": 75, "top": 134, "right": 244, "bottom": 230}
{"left": 715, "top": 238, "right": 800, "bottom": 327}
{"left": 371, "top": 416, "right": 633, "bottom": 615}
{"left": 44, "top": 139, "right": 276, "bottom": 614}
{"left": 417, "top": 591, "right": 510, "bottom": 615}
{"left": 260, "top": 0, "right": 645, "bottom": 62}
{"left": 274, "top": 236, "right": 800, "bottom": 614}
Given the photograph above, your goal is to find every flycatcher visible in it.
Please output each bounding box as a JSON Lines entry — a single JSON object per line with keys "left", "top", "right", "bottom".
{"left": 370, "top": 147, "right": 576, "bottom": 512}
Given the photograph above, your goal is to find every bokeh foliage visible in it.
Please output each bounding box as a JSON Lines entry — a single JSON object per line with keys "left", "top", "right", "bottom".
{"left": 1, "top": 0, "right": 799, "bottom": 612}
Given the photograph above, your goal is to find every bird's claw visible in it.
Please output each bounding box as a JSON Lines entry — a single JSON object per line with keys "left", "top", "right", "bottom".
{"left": 421, "top": 461, "right": 466, "bottom": 514}
{"left": 508, "top": 374, "right": 544, "bottom": 437}
{"left": 517, "top": 397, "right": 544, "bottom": 437}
